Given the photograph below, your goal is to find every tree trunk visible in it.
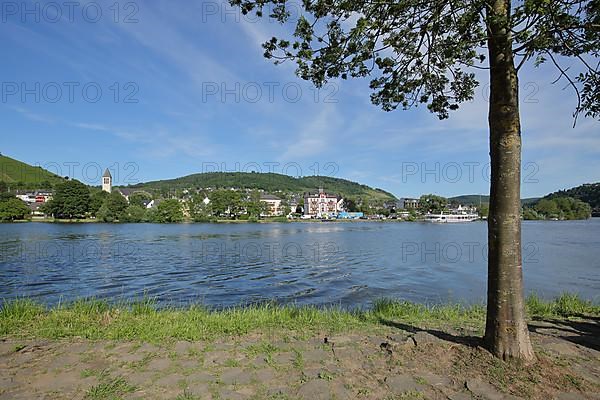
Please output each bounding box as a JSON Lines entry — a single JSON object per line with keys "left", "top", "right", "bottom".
{"left": 484, "top": 0, "right": 535, "bottom": 362}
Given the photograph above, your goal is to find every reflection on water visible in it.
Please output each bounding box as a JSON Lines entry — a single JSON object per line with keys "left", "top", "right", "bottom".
{"left": 1, "top": 220, "right": 599, "bottom": 307}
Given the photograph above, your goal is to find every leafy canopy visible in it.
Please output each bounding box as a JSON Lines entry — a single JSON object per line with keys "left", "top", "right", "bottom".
{"left": 230, "top": 0, "right": 599, "bottom": 119}
{"left": 45, "top": 180, "right": 90, "bottom": 219}
{"left": 155, "top": 199, "right": 184, "bottom": 223}
{"left": 0, "top": 196, "right": 30, "bottom": 221}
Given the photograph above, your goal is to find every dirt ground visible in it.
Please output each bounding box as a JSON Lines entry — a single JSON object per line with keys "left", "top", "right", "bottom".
{"left": 1, "top": 318, "right": 599, "bottom": 399}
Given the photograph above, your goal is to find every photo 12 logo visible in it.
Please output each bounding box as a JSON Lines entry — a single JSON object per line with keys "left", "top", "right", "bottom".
{"left": 200, "top": 0, "right": 303, "bottom": 24}
{"left": 400, "top": 161, "right": 539, "bottom": 184}
{"left": 201, "top": 81, "right": 338, "bottom": 104}
{"left": 1, "top": 241, "right": 139, "bottom": 263}
{"left": 476, "top": 82, "right": 540, "bottom": 104}
{"left": 8, "top": 161, "right": 141, "bottom": 186}
{"left": 1, "top": 82, "right": 139, "bottom": 104}
{"left": 200, "top": 161, "right": 340, "bottom": 178}
{"left": 400, "top": 241, "right": 539, "bottom": 264}
{"left": 192, "top": 240, "right": 339, "bottom": 264}
{"left": 1, "top": 2, "right": 139, "bottom": 24}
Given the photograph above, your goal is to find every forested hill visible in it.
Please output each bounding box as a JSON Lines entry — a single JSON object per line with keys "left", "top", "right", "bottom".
{"left": 0, "top": 154, "right": 65, "bottom": 189}
{"left": 544, "top": 183, "right": 600, "bottom": 214}
{"left": 127, "top": 172, "right": 396, "bottom": 200}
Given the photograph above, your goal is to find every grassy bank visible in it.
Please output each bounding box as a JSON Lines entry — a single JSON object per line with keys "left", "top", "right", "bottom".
{"left": 1, "top": 294, "right": 598, "bottom": 343}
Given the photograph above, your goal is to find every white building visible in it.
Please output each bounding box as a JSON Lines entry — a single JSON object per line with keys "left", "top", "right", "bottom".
{"left": 15, "top": 191, "right": 52, "bottom": 204}
{"left": 260, "top": 194, "right": 283, "bottom": 216}
{"left": 102, "top": 169, "right": 112, "bottom": 193}
{"left": 303, "top": 188, "right": 344, "bottom": 218}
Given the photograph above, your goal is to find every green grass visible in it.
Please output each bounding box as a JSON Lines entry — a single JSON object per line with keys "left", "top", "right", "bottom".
{"left": 84, "top": 375, "right": 135, "bottom": 400}
{"left": 292, "top": 348, "right": 304, "bottom": 370}
{"left": 223, "top": 358, "right": 241, "bottom": 368}
{"left": 0, "top": 294, "right": 597, "bottom": 343}
{"left": 526, "top": 293, "right": 600, "bottom": 317}
{"left": 175, "top": 392, "right": 201, "bottom": 400}
{"left": 0, "top": 154, "right": 64, "bottom": 187}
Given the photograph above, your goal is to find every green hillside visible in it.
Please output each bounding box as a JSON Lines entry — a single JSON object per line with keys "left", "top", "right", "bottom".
{"left": 544, "top": 183, "right": 600, "bottom": 215}
{"left": 0, "top": 154, "right": 65, "bottom": 189}
{"left": 127, "top": 172, "right": 396, "bottom": 201}
{"left": 449, "top": 194, "right": 540, "bottom": 206}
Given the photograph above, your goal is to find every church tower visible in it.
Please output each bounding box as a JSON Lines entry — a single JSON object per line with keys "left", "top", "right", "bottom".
{"left": 102, "top": 169, "right": 112, "bottom": 193}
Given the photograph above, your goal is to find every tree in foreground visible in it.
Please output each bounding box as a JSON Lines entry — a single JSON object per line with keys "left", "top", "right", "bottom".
{"left": 0, "top": 195, "right": 30, "bottom": 221}
{"left": 89, "top": 190, "right": 110, "bottom": 217}
{"left": 230, "top": 0, "right": 599, "bottom": 361}
{"left": 46, "top": 180, "right": 90, "bottom": 219}
{"left": 121, "top": 205, "right": 147, "bottom": 223}
{"left": 155, "top": 199, "right": 184, "bottom": 223}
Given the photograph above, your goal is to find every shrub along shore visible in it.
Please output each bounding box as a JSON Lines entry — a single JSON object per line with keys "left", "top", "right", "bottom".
{"left": 1, "top": 294, "right": 598, "bottom": 343}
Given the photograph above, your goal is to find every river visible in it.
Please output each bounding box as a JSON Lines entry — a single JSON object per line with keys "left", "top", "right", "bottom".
{"left": 1, "top": 219, "right": 599, "bottom": 307}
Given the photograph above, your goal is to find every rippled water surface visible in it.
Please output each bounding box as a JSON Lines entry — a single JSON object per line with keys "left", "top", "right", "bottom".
{"left": 1, "top": 220, "right": 599, "bottom": 307}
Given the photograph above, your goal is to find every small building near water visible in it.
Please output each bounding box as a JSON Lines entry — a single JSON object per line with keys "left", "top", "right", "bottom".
{"left": 337, "top": 212, "right": 364, "bottom": 220}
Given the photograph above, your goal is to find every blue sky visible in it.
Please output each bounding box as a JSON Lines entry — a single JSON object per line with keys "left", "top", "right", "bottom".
{"left": 1, "top": 1, "right": 598, "bottom": 198}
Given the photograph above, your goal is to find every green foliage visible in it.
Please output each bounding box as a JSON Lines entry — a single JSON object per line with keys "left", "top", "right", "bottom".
{"left": 418, "top": 194, "right": 448, "bottom": 214}
{"left": 478, "top": 203, "right": 489, "bottom": 218}
{"left": 120, "top": 205, "right": 147, "bottom": 223}
{"left": 175, "top": 392, "right": 201, "bottom": 400}
{"left": 3, "top": 294, "right": 595, "bottom": 342}
{"left": 94, "top": 192, "right": 132, "bottom": 222}
{"left": 229, "top": 0, "right": 598, "bottom": 121}
{"left": 127, "top": 192, "right": 152, "bottom": 208}
{"left": 129, "top": 172, "right": 395, "bottom": 202}
{"left": 527, "top": 196, "right": 592, "bottom": 220}
{"left": 246, "top": 191, "right": 268, "bottom": 218}
{"left": 85, "top": 375, "right": 135, "bottom": 399}
{"left": 343, "top": 198, "right": 359, "bottom": 212}
{"left": 144, "top": 208, "right": 158, "bottom": 223}
{"left": 545, "top": 183, "right": 600, "bottom": 215}
{"left": 0, "top": 155, "right": 64, "bottom": 190}
{"left": 535, "top": 198, "right": 560, "bottom": 215}
{"left": 154, "top": 199, "right": 184, "bottom": 223}
{"left": 45, "top": 180, "right": 90, "bottom": 219}
{"left": 107, "top": 191, "right": 128, "bottom": 219}
{"left": 0, "top": 196, "right": 30, "bottom": 221}
{"left": 522, "top": 207, "right": 542, "bottom": 220}
{"left": 209, "top": 189, "right": 243, "bottom": 218}
{"left": 245, "top": 201, "right": 265, "bottom": 217}
{"left": 96, "top": 203, "right": 114, "bottom": 222}
{"left": 280, "top": 199, "right": 291, "bottom": 216}
{"left": 188, "top": 195, "right": 211, "bottom": 222}
{"left": 526, "top": 293, "right": 600, "bottom": 317}
{"left": 89, "top": 191, "right": 109, "bottom": 217}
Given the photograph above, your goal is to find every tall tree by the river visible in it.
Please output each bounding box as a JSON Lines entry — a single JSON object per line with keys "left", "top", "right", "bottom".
{"left": 229, "top": 0, "right": 599, "bottom": 361}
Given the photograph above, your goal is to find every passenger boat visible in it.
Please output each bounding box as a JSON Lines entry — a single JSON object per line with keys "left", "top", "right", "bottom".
{"left": 423, "top": 211, "right": 479, "bottom": 223}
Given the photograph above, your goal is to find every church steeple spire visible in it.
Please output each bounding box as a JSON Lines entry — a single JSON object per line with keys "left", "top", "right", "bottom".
{"left": 102, "top": 169, "right": 112, "bottom": 193}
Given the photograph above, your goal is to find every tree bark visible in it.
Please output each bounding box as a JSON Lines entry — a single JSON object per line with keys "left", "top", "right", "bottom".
{"left": 484, "top": 0, "right": 535, "bottom": 362}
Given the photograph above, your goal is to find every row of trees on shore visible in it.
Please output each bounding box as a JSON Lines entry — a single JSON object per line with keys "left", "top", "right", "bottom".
{"left": 523, "top": 197, "right": 592, "bottom": 220}
{"left": 41, "top": 180, "right": 185, "bottom": 223}
{"left": 0, "top": 180, "right": 593, "bottom": 223}
{"left": 1, "top": 180, "right": 288, "bottom": 222}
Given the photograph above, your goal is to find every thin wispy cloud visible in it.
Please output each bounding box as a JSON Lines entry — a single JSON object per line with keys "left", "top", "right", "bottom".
{"left": 1, "top": 0, "right": 596, "bottom": 195}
